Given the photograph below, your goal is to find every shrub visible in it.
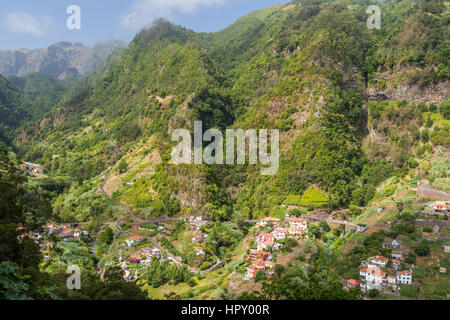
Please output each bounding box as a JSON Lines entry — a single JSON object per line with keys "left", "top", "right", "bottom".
{"left": 300, "top": 188, "right": 329, "bottom": 207}
{"left": 400, "top": 285, "right": 419, "bottom": 299}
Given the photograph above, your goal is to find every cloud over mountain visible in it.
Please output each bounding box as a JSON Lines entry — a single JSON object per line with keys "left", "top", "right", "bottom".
{"left": 4, "top": 11, "right": 53, "bottom": 37}
{"left": 120, "top": 0, "right": 226, "bottom": 30}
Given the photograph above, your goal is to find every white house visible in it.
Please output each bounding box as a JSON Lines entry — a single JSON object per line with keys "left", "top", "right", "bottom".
{"left": 391, "top": 250, "right": 403, "bottom": 260}
{"left": 361, "top": 266, "right": 386, "bottom": 288}
{"left": 195, "top": 247, "right": 204, "bottom": 256}
{"left": 289, "top": 217, "right": 308, "bottom": 231}
{"left": 357, "top": 224, "right": 367, "bottom": 232}
{"left": 259, "top": 217, "right": 280, "bottom": 227}
{"left": 257, "top": 240, "right": 274, "bottom": 251}
{"left": 387, "top": 275, "right": 397, "bottom": 285}
{"left": 273, "top": 228, "right": 288, "bottom": 241}
{"left": 371, "top": 255, "right": 388, "bottom": 267}
{"left": 125, "top": 236, "right": 144, "bottom": 247}
{"left": 287, "top": 228, "right": 305, "bottom": 238}
{"left": 60, "top": 228, "right": 74, "bottom": 238}
{"left": 397, "top": 270, "right": 412, "bottom": 285}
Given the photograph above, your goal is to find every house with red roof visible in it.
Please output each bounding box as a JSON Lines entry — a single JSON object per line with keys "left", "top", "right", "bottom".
{"left": 60, "top": 228, "right": 74, "bottom": 238}
{"left": 273, "top": 228, "right": 288, "bottom": 241}
{"left": 125, "top": 235, "right": 144, "bottom": 247}
{"left": 397, "top": 270, "right": 412, "bottom": 285}
{"left": 248, "top": 249, "right": 269, "bottom": 261}
{"left": 287, "top": 228, "right": 305, "bottom": 238}
{"left": 257, "top": 232, "right": 275, "bottom": 244}
{"left": 346, "top": 279, "right": 360, "bottom": 289}
{"left": 289, "top": 217, "right": 308, "bottom": 231}
{"left": 432, "top": 204, "right": 448, "bottom": 213}
{"left": 257, "top": 240, "right": 274, "bottom": 251}
{"left": 371, "top": 255, "right": 388, "bottom": 267}
{"left": 259, "top": 217, "right": 280, "bottom": 227}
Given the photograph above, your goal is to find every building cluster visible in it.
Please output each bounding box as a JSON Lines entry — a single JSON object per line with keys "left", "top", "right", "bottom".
{"left": 189, "top": 216, "right": 209, "bottom": 231}
{"left": 348, "top": 247, "right": 414, "bottom": 293}
{"left": 18, "top": 162, "right": 44, "bottom": 175}
{"left": 189, "top": 216, "right": 208, "bottom": 253}
{"left": 45, "top": 222, "right": 87, "bottom": 241}
{"left": 119, "top": 245, "right": 163, "bottom": 281}
{"left": 244, "top": 216, "right": 309, "bottom": 280}
{"left": 17, "top": 223, "right": 88, "bottom": 246}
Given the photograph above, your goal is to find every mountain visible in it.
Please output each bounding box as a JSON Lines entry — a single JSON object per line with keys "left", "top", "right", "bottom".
{"left": 0, "top": 39, "right": 127, "bottom": 80}
{"left": 0, "top": 75, "right": 37, "bottom": 145}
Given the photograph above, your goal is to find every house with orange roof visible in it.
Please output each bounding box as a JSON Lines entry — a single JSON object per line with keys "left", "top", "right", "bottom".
{"left": 248, "top": 249, "right": 269, "bottom": 261}
{"left": 192, "top": 233, "right": 206, "bottom": 243}
{"left": 397, "top": 270, "right": 412, "bottom": 284}
{"left": 432, "top": 203, "right": 448, "bottom": 213}
{"left": 273, "top": 228, "right": 288, "bottom": 241}
{"left": 125, "top": 235, "right": 144, "bottom": 247}
{"left": 259, "top": 217, "right": 280, "bottom": 227}
{"left": 289, "top": 217, "right": 308, "bottom": 231}
{"left": 360, "top": 266, "right": 386, "bottom": 288}
{"left": 257, "top": 240, "right": 274, "bottom": 251}
{"left": 256, "top": 232, "right": 275, "bottom": 244}
{"left": 392, "top": 259, "right": 401, "bottom": 270}
{"left": 346, "top": 279, "right": 360, "bottom": 289}
{"left": 60, "top": 228, "right": 74, "bottom": 238}
{"left": 287, "top": 228, "right": 305, "bottom": 238}
{"left": 371, "top": 255, "right": 388, "bottom": 267}
{"left": 195, "top": 247, "right": 204, "bottom": 256}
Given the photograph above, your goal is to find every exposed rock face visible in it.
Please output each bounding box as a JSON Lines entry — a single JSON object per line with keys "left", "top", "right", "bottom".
{"left": 0, "top": 39, "right": 127, "bottom": 80}
{"left": 379, "top": 81, "right": 449, "bottom": 105}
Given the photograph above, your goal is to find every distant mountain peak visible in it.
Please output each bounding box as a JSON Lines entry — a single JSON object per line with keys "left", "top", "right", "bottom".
{"left": 0, "top": 39, "right": 128, "bottom": 80}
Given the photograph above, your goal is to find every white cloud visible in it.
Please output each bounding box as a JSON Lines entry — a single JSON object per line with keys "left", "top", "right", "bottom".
{"left": 4, "top": 11, "right": 53, "bottom": 37}
{"left": 120, "top": 0, "right": 226, "bottom": 30}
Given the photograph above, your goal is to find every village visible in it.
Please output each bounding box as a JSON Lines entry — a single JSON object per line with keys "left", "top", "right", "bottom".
{"left": 17, "top": 221, "right": 90, "bottom": 256}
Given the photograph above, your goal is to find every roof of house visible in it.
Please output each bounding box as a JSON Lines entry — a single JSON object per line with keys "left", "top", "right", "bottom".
{"left": 127, "top": 236, "right": 143, "bottom": 241}
{"left": 290, "top": 217, "right": 306, "bottom": 222}
{"left": 392, "top": 259, "right": 400, "bottom": 264}
{"left": 259, "top": 232, "right": 275, "bottom": 238}
{"left": 61, "top": 228, "right": 73, "bottom": 234}
{"left": 367, "top": 267, "right": 386, "bottom": 277}
{"left": 399, "top": 270, "right": 412, "bottom": 276}
{"left": 252, "top": 260, "right": 265, "bottom": 267}
{"left": 347, "top": 279, "right": 360, "bottom": 286}
{"left": 261, "top": 217, "right": 280, "bottom": 222}
{"left": 374, "top": 255, "right": 388, "bottom": 261}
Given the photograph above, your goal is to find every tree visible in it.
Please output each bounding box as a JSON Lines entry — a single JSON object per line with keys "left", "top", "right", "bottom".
{"left": 117, "top": 159, "right": 128, "bottom": 173}
{"left": 319, "top": 221, "right": 330, "bottom": 233}
{"left": 439, "top": 100, "right": 450, "bottom": 119}
{"left": 415, "top": 242, "right": 430, "bottom": 256}
{"left": 254, "top": 270, "right": 267, "bottom": 282}
{"left": 368, "top": 288, "right": 379, "bottom": 298}
{"left": 98, "top": 226, "right": 114, "bottom": 245}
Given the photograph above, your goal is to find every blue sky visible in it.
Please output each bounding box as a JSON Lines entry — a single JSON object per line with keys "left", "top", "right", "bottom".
{"left": 0, "top": 0, "right": 287, "bottom": 50}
